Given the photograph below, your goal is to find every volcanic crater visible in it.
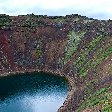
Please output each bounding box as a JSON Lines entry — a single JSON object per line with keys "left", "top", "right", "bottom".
{"left": 0, "top": 14, "right": 112, "bottom": 112}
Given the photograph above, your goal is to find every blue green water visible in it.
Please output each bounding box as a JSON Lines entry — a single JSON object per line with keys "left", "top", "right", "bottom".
{"left": 0, "top": 72, "right": 69, "bottom": 112}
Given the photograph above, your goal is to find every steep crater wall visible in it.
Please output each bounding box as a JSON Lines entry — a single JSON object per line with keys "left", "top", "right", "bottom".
{"left": 0, "top": 14, "right": 112, "bottom": 112}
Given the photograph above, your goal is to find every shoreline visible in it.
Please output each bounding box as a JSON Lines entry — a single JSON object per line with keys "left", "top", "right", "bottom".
{"left": 0, "top": 68, "right": 75, "bottom": 112}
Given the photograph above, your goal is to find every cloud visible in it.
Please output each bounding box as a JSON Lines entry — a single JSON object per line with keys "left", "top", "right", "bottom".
{"left": 0, "top": 0, "right": 112, "bottom": 20}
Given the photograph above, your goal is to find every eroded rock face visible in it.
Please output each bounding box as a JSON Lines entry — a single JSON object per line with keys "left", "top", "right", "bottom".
{"left": 0, "top": 14, "right": 112, "bottom": 112}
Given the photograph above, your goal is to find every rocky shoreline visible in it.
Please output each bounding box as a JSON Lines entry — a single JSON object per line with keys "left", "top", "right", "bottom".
{"left": 0, "top": 68, "right": 76, "bottom": 112}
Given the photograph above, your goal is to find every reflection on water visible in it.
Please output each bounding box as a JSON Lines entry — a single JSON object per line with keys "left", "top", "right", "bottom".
{"left": 0, "top": 72, "right": 69, "bottom": 112}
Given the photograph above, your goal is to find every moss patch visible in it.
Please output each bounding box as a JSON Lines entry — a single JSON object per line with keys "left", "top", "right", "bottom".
{"left": 64, "top": 31, "right": 85, "bottom": 64}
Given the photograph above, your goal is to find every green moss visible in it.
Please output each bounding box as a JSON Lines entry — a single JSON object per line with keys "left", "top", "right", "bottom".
{"left": 74, "top": 35, "right": 103, "bottom": 67}
{"left": 34, "top": 40, "right": 43, "bottom": 59}
{"left": 83, "top": 79, "right": 98, "bottom": 96}
{"left": 92, "top": 47, "right": 112, "bottom": 68}
{"left": 78, "top": 45, "right": 112, "bottom": 77}
{"left": 35, "top": 49, "right": 42, "bottom": 58}
{"left": 79, "top": 50, "right": 111, "bottom": 76}
{"left": 23, "top": 16, "right": 47, "bottom": 26}
{"left": 0, "top": 15, "right": 11, "bottom": 26}
{"left": 79, "top": 66, "right": 88, "bottom": 77}
{"left": 64, "top": 31, "right": 85, "bottom": 64}
{"left": 84, "top": 79, "right": 98, "bottom": 88}
{"left": 102, "top": 103, "right": 112, "bottom": 112}
{"left": 54, "top": 18, "right": 65, "bottom": 23}
{"left": 73, "top": 35, "right": 104, "bottom": 77}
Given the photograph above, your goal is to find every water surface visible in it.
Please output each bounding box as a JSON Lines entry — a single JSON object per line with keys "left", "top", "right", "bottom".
{"left": 0, "top": 72, "right": 69, "bottom": 112}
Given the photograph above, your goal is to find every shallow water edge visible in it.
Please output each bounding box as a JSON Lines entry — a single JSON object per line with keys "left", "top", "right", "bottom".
{"left": 0, "top": 68, "right": 75, "bottom": 112}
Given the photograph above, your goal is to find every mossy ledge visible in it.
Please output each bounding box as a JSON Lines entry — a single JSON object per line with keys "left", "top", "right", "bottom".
{"left": 0, "top": 14, "right": 112, "bottom": 112}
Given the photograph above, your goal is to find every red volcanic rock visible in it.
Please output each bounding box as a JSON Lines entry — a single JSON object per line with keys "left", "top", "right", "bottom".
{"left": 0, "top": 14, "right": 112, "bottom": 112}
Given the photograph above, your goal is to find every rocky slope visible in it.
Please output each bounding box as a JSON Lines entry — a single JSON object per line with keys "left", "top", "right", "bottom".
{"left": 0, "top": 14, "right": 112, "bottom": 112}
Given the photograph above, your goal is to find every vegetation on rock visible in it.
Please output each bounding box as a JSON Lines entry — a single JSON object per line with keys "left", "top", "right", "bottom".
{"left": 0, "top": 14, "right": 112, "bottom": 112}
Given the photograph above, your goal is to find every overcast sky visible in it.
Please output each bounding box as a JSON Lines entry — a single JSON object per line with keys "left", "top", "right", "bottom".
{"left": 0, "top": 0, "right": 112, "bottom": 20}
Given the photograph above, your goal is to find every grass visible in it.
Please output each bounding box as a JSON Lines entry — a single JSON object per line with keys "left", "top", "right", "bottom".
{"left": 73, "top": 35, "right": 103, "bottom": 68}
{"left": 73, "top": 35, "right": 103, "bottom": 76}
{"left": 91, "top": 47, "right": 112, "bottom": 68}
{"left": 72, "top": 34, "right": 111, "bottom": 77}
{"left": 83, "top": 79, "right": 98, "bottom": 96}
{"left": 79, "top": 47, "right": 112, "bottom": 77}
{"left": 76, "top": 85, "right": 112, "bottom": 112}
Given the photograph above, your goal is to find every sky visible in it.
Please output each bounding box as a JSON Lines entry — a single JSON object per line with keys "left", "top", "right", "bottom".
{"left": 0, "top": 0, "right": 112, "bottom": 20}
